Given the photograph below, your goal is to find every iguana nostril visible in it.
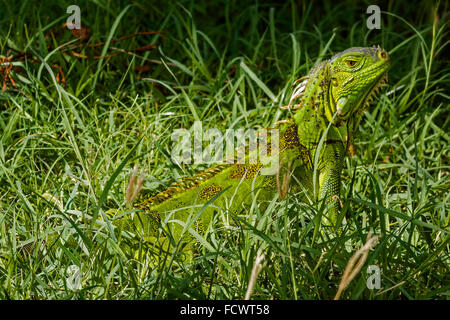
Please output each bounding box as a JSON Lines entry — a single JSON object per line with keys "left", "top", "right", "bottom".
{"left": 379, "top": 50, "right": 389, "bottom": 61}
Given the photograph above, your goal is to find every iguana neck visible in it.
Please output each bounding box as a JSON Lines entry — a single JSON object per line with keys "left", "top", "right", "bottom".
{"left": 290, "top": 60, "right": 350, "bottom": 153}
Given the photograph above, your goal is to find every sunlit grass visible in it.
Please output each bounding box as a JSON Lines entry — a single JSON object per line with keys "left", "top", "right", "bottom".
{"left": 0, "top": 0, "right": 448, "bottom": 299}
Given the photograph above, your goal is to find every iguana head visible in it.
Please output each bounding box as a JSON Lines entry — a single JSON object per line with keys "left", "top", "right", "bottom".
{"left": 325, "top": 46, "right": 390, "bottom": 122}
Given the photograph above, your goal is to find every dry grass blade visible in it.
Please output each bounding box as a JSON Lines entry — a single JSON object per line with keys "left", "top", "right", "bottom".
{"left": 245, "top": 250, "right": 266, "bottom": 300}
{"left": 126, "top": 165, "right": 145, "bottom": 207}
{"left": 276, "top": 160, "right": 292, "bottom": 200}
{"left": 334, "top": 232, "right": 379, "bottom": 300}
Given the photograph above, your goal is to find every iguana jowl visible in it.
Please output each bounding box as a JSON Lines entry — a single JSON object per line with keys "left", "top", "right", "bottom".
{"left": 116, "top": 46, "right": 390, "bottom": 243}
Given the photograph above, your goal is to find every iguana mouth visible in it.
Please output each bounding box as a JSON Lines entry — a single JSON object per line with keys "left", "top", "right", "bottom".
{"left": 329, "top": 71, "right": 389, "bottom": 120}
{"left": 337, "top": 72, "right": 388, "bottom": 122}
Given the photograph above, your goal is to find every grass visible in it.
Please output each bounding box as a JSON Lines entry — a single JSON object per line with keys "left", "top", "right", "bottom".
{"left": 0, "top": 0, "right": 449, "bottom": 299}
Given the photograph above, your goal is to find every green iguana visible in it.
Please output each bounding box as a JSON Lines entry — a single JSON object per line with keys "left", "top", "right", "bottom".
{"left": 112, "top": 46, "right": 390, "bottom": 253}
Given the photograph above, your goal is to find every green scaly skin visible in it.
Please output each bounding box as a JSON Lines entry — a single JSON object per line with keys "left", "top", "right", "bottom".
{"left": 111, "top": 46, "right": 391, "bottom": 253}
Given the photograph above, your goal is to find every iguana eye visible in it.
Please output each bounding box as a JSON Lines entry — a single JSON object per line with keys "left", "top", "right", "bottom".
{"left": 346, "top": 60, "right": 357, "bottom": 67}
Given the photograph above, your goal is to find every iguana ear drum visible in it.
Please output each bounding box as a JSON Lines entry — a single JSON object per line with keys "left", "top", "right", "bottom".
{"left": 336, "top": 97, "right": 348, "bottom": 115}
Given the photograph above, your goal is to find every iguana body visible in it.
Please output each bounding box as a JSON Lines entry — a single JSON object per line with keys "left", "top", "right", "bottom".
{"left": 115, "top": 46, "right": 390, "bottom": 247}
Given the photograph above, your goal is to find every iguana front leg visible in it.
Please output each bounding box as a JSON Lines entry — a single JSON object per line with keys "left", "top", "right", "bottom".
{"left": 318, "top": 142, "right": 345, "bottom": 228}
